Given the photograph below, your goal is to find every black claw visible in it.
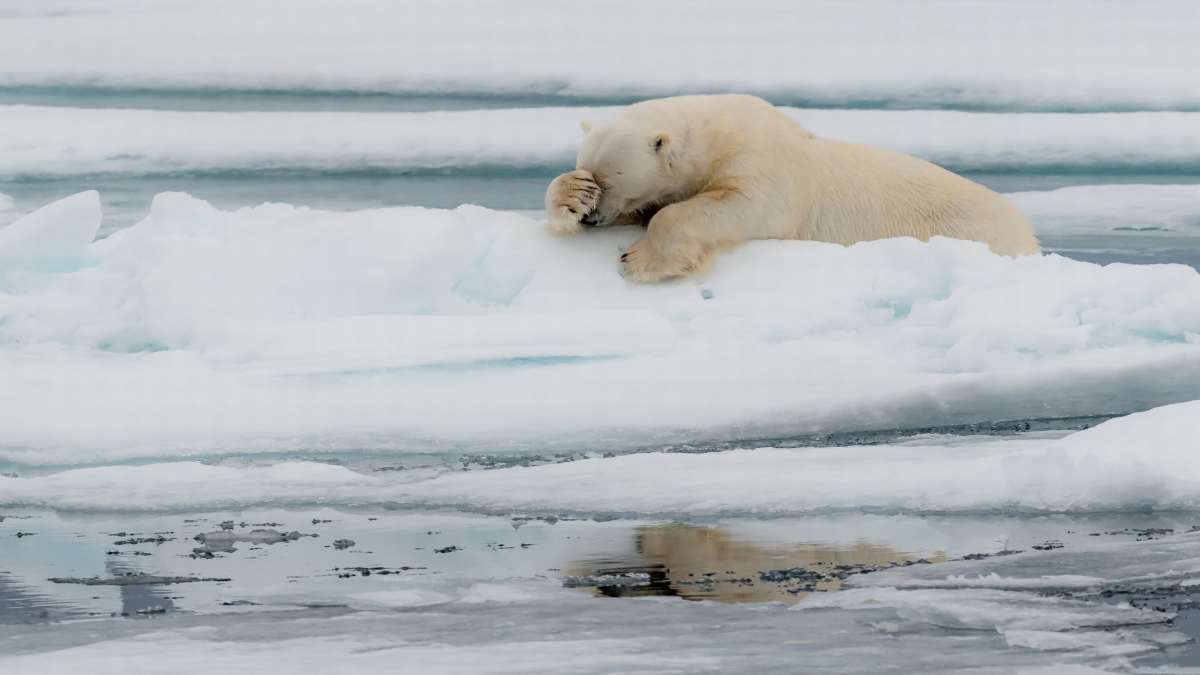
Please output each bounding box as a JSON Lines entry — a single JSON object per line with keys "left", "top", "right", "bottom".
{"left": 620, "top": 253, "right": 629, "bottom": 261}
{"left": 566, "top": 207, "right": 576, "bottom": 214}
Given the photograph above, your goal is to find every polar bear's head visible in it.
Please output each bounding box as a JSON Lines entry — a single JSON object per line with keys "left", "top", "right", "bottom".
{"left": 574, "top": 118, "right": 683, "bottom": 227}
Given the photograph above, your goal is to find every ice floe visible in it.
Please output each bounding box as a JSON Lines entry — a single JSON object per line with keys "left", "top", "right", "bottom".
{"left": 1010, "top": 185, "right": 1200, "bottom": 236}
{"left": 4, "top": 402, "right": 1200, "bottom": 514}
{"left": 1, "top": 192, "right": 1199, "bottom": 462}
{"left": 392, "top": 402, "right": 1200, "bottom": 516}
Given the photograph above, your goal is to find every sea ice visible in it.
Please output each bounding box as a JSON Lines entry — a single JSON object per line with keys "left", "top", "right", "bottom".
{"left": 1, "top": 0, "right": 1197, "bottom": 111}
{"left": 1, "top": 192, "right": 1199, "bottom": 463}
{"left": 390, "top": 401, "right": 1200, "bottom": 516}
{"left": 2, "top": 105, "right": 1198, "bottom": 178}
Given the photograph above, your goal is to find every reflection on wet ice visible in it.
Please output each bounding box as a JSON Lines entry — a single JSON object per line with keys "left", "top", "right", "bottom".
{"left": 568, "top": 523, "right": 946, "bottom": 603}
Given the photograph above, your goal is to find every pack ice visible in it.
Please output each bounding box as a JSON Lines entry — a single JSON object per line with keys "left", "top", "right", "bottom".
{"left": 0, "top": 191, "right": 1199, "bottom": 466}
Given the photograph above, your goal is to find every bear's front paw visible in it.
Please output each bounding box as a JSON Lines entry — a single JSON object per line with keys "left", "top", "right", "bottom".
{"left": 545, "top": 169, "right": 601, "bottom": 235}
{"left": 620, "top": 238, "right": 688, "bottom": 283}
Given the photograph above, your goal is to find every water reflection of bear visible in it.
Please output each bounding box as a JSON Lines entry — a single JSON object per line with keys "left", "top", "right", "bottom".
{"left": 575, "top": 524, "right": 946, "bottom": 604}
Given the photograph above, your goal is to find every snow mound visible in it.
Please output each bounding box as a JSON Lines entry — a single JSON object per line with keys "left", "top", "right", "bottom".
{"left": 2, "top": 193, "right": 1200, "bottom": 462}
{"left": 3, "top": 105, "right": 1200, "bottom": 177}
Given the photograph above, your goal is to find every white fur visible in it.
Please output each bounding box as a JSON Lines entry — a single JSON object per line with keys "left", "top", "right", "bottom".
{"left": 544, "top": 94, "right": 1040, "bottom": 282}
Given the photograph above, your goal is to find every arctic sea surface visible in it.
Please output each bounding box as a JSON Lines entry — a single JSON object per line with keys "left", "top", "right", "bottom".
{"left": 3, "top": 1, "right": 1200, "bottom": 673}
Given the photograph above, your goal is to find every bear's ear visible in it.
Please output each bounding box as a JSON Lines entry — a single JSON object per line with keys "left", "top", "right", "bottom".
{"left": 580, "top": 120, "right": 592, "bottom": 133}
{"left": 652, "top": 133, "right": 670, "bottom": 152}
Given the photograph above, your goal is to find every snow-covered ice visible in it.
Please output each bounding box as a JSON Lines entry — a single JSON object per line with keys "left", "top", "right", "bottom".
{"left": 2, "top": 105, "right": 1199, "bottom": 177}
{"left": 1, "top": 192, "right": 1199, "bottom": 463}
{"left": 1, "top": 0, "right": 1198, "bottom": 112}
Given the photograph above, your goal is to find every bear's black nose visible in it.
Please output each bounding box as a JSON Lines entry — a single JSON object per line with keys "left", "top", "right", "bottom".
{"left": 579, "top": 214, "right": 599, "bottom": 226}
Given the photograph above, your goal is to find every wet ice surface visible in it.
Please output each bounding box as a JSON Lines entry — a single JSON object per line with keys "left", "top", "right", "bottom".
{"left": 7, "top": 506, "right": 1200, "bottom": 672}
{"left": 8, "top": 396, "right": 1200, "bottom": 673}
{"left": 8, "top": 413, "right": 1200, "bottom": 673}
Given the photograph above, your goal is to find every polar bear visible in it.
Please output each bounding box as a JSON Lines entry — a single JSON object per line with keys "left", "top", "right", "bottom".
{"left": 545, "top": 95, "right": 1039, "bottom": 282}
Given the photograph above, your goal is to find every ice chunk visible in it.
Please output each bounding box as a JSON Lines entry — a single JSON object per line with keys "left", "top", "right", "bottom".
{"left": 193, "top": 528, "right": 309, "bottom": 553}
{"left": 0, "top": 190, "right": 100, "bottom": 276}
